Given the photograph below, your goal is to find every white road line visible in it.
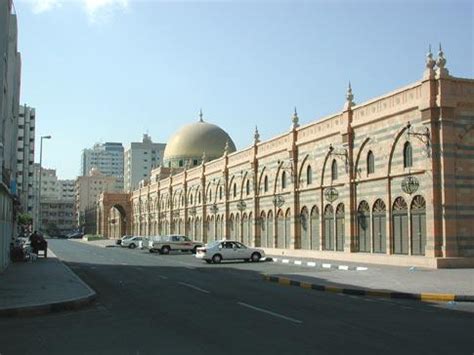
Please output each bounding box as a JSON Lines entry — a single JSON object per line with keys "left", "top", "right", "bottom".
{"left": 178, "top": 282, "right": 210, "bottom": 294}
{"left": 158, "top": 275, "right": 168, "bottom": 280}
{"left": 307, "top": 262, "right": 316, "bottom": 267}
{"left": 282, "top": 259, "right": 290, "bottom": 264}
{"left": 322, "top": 263, "right": 332, "bottom": 269}
{"left": 237, "top": 302, "right": 302, "bottom": 324}
{"left": 273, "top": 258, "right": 278, "bottom": 262}
{"left": 338, "top": 265, "right": 349, "bottom": 270}
{"left": 294, "top": 260, "right": 302, "bottom": 265}
{"left": 356, "top": 267, "right": 368, "bottom": 271}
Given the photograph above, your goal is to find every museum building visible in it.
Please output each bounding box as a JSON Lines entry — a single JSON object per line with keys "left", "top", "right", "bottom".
{"left": 99, "top": 48, "right": 474, "bottom": 268}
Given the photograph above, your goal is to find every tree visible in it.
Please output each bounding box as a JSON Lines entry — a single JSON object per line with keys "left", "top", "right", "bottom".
{"left": 18, "top": 213, "right": 33, "bottom": 226}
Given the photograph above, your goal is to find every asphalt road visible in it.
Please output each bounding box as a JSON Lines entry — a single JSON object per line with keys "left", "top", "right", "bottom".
{"left": 1, "top": 239, "right": 473, "bottom": 355}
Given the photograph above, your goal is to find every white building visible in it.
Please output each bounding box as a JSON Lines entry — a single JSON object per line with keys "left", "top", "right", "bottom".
{"left": 0, "top": 1, "right": 22, "bottom": 271}
{"left": 124, "top": 134, "right": 165, "bottom": 192}
{"left": 81, "top": 142, "right": 124, "bottom": 181}
{"left": 17, "top": 105, "right": 36, "bottom": 215}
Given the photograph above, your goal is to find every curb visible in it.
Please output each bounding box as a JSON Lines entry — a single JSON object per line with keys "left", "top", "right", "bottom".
{"left": 263, "top": 275, "right": 474, "bottom": 303}
{"left": 269, "top": 257, "right": 368, "bottom": 271}
{"left": 0, "top": 292, "right": 96, "bottom": 318}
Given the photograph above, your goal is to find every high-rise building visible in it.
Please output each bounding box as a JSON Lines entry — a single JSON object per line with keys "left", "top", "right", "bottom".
{"left": 17, "top": 105, "right": 36, "bottom": 215}
{"left": 124, "top": 134, "right": 166, "bottom": 192}
{"left": 0, "top": 1, "right": 22, "bottom": 271}
{"left": 81, "top": 142, "right": 124, "bottom": 179}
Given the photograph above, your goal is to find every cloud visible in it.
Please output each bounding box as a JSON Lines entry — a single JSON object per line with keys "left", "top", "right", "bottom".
{"left": 31, "top": 0, "right": 62, "bottom": 14}
{"left": 24, "top": 0, "right": 129, "bottom": 22}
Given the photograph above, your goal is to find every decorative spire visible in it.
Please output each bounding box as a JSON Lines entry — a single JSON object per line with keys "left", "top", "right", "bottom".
{"left": 201, "top": 151, "right": 207, "bottom": 165}
{"left": 425, "top": 44, "right": 435, "bottom": 69}
{"left": 291, "top": 107, "right": 299, "bottom": 129}
{"left": 344, "top": 81, "right": 355, "bottom": 110}
{"left": 436, "top": 43, "right": 449, "bottom": 78}
{"left": 254, "top": 126, "right": 260, "bottom": 145}
{"left": 199, "top": 108, "right": 204, "bottom": 122}
{"left": 223, "top": 140, "right": 229, "bottom": 156}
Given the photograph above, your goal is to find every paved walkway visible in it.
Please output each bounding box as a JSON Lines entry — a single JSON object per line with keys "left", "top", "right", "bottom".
{"left": 0, "top": 249, "right": 96, "bottom": 317}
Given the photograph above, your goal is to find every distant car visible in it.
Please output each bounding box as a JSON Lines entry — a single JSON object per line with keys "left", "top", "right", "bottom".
{"left": 116, "top": 235, "right": 133, "bottom": 245}
{"left": 149, "top": 234, "right": 203, "bottom": 254}
{"left": 195, "top": 240, "right": 265, "bottom": 264}
{"left": 67, "top": 232, "right": 84, "bottom": 239}
{"left": 122, "top": 236, "right": 147, "bottom": 249}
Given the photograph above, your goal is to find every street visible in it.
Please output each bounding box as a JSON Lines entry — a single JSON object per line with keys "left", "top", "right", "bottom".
{"left": 1, "top": 239, "right": 473, "bottom": 355}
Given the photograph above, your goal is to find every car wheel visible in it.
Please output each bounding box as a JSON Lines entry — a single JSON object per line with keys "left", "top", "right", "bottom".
{"left": 205, "top": 260, "right": 212, "bottom": 264}
{"left": 251, "top": 252, "right": 261, "bottom": 262}
{"left": 149, "top": 249, "right": 155, "bottom": 253}
{"left": 192, "top": 246, "right": 198, "bottom": 254}
{"left": 212, "top": 254, "right": 222, "bottom": 264}
{"left": 129, "top": 243, "right": 136, "bottom": 249}
{"left": 161, "top": 246, "right": 170, "bottom": 255}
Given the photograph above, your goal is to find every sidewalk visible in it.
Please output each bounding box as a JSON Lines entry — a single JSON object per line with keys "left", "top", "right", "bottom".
{"left": 264, "top": 256, "right": 474, "bottom": 302}
{"left": 69, "top": 238, "right": 116, "bottom": 248}
{"left": 0, "top": 250, "right": 96, "bottom": 317}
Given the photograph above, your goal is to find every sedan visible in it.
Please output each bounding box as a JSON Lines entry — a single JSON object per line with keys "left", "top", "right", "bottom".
{"left": 121, "top": 236, "right": 146, "bottom": 249}
{"left": 116, "top": 235, "right": 134, "bottom": 245}
{"left": 195, "top": 240, "right": 265, "bottom": 264}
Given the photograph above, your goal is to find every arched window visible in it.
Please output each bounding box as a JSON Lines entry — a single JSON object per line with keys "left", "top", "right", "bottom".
{"left": 404, "top": 142, "right": 413, "bottom": 168}
{"left": 198, "top": 192, "right": 201, "bottom": 204}
{"left": 219, "top": 186, "right": 223, "bottom": 200}
{"left": 307, "top": 165, "right": 312, "bottom": 185}
{"left": 233, "top": 183, "right": 236, "bottom": 198}
{"left": 331, "top": 159, "right": 338, "bottom": 180}
{"left": 190, "top": 194, "right": 193, "bottom": 205}
{"left": 282, "top": 171, "right": 287, "bottom": 189}
{"left": 246, "top": 180, "right": 250, "bottom": 195}
{"left": 367, "top": 151, "right": 375, "bottom": 175}
{"left": 264, "top": 176, "right": 268, "bottom": 193}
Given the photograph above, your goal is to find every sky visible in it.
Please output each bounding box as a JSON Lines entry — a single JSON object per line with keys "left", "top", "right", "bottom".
{"left": 12, "top": 0, "right": 474, "bottom": 180}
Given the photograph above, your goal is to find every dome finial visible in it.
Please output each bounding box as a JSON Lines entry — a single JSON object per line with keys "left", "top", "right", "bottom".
{"left": 254, "top": 126, "right": 260, "bottom": 145}
{"left": 344, "top": 81, "right": 355, "bottom": 110}
{"left": 292, "top": 107, "right": 299, "bottom": 130}
{"left": 436, "top": 43, "right": 449, "bottom": 78}
{"left": 423, "top": 44, "right": 436, "bottom": 80}
{"left": 199, "top": 108, "right": 204, "bottom": 122}
{"left": 201, "top": 151, "right": 207, "bottom": 165}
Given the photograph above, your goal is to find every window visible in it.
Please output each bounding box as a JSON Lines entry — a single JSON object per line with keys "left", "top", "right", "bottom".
{"left": 246, "top": 180, "right": 250, "bottom": 195}
{"left": 264, "top": 176, "right": 268, "bottom": 192}
{"left": 282, "top": 171, "right": 286, "bottom": 189}
{"left": 179, "top": 160, "right": 183, "bottom": 167}
{"left": 307, "top": 166, "right": 312, "bottom": 185}
{"left": 193, "top": 159, "right": 198, "bottom": 166}
{"left": 233, "top": 183, "right": 237, "bottom": 198}
{"left": 367, "top": 151, "right": 375, "bottom": 175}
{"left": 219, "top": 186, "right": 223, "bottom": 200}
{"left": 331, "top": 159, "right": 338, "bottom": 180}
{"left": 403, "top": 142, "right": 412, "bottom": 168}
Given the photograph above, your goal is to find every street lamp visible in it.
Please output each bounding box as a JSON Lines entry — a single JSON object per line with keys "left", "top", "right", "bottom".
{"left": 37, "top": 135, "right": 51, "bottom": 233}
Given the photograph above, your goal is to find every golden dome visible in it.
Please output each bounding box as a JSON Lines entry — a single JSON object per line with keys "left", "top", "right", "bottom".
{"left": 163, "top": 118, "right": 236, "bottom": 168}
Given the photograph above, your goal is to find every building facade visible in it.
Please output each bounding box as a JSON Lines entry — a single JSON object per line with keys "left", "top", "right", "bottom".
{"left": 0, "top": 0, "right": 22, "bottom": 271}
{"left": 75, "top": 168, "right": 123, "bottom": 228}
{"left": 16, "top": 105, "right": 36, "bottom": 216}
{"left": 99, "top": 50, "right": 474, "bottom": 268}
{"left": 124, "top": 134, "right": 166, "bottom": 192}
{"left": 81, "top": 142, "right": 124, "bottom": 183}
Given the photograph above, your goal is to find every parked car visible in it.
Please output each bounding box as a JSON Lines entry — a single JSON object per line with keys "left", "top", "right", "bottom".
{"left": 122, "top": 236, "right": 147, "bottom": 249}
{"left": 67, "top": 232, "right": 84, "bottom": 239}
{"left": 116, "top": 235, "right": 133, "bottom": 245}
{"left": 195, "top": 240, "right": 265, "bottom": 264}
{"left": 149, "top": 235, "right": 203, "bottom": 254}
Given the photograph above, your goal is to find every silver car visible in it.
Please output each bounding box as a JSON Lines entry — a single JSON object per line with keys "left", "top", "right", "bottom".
{"left": 195, "top": 240, "right": 265, "bottom": 264}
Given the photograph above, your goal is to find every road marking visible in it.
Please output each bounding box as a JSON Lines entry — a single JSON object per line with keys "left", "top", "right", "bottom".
{"left": 178, "top": 282, "right": 210, "bottom": 294}
{"left": 158, "top": 275, "right": 168, "bottom": 280}
{"left": 294, "top": 260, "right": 302, "bottom": 265}
{"left": 282, "top": 259, "right": 290, "bottom": 264}
{"left": 356, "top": 266, "right": 368, "bottom": 271}
{"left": 307, "top": 262, "right": 316, "bottom": 267}
{"left": 338, "top": 265, "right": 349, "bottom": 271}
{"left": 322, "top": 263, "right": 332, "bottom": 269}
{"left": 237, "top": 302, "right": 302, "bottom": 324}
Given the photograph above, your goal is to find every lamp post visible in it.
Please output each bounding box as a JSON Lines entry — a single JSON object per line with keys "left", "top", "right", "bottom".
{"left": 37, "top": 135, "right": 51, "bottom": 233}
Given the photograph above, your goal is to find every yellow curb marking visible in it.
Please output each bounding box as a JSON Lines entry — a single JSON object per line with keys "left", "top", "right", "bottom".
{"left": 325, "top": 286, "right": 343, "bottom": 293}
{"left": 278, "top": 278, "right": 291, "bottom": 286}
{"left": 421, "top": 293, "right": 455, "bottom": 302}
{"left": 366, "top": 290, "right": 391, "bottom": 298}
{"left": 300, "top": 282, "right": 312, "bottom": 289}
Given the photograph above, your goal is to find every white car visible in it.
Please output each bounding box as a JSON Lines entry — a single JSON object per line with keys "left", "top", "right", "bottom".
{"left": 122, "top": 236, "right": 147, "bottom": 249}
{"left": 195, "top": 240, "right": 265, "bottom": 264}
